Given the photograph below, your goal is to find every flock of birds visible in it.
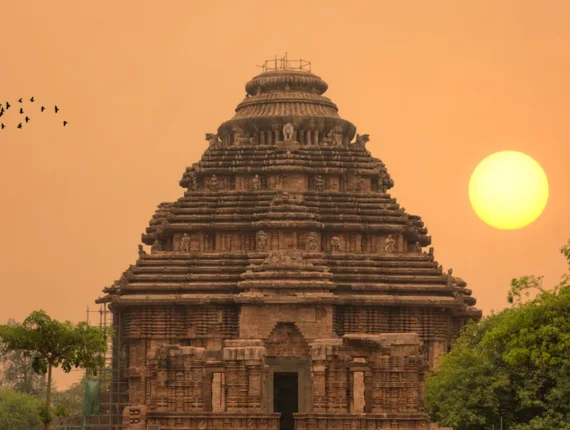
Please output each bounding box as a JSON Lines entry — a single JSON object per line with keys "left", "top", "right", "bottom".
{"left": 0, "top": 97, "right": 68, "bottom": 129}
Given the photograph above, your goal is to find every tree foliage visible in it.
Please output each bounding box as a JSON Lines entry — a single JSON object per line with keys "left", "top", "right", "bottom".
{"left": 0, "top": 311, "right": 112, "bottom": 430}
{"left": 0, "top": 319, "right": 47, "bottom": 397}
{"left": 0, "top": 388, "right": 43, "bottom": 430}
{"left": 426, "top": 239, "right": 570, "bottom": 430}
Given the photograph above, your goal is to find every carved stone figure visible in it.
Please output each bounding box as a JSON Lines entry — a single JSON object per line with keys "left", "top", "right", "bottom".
{"left": 315, "top": 175, "right": 325, "bottom": 191}
{"left": 232, "top": 125, "right": 250, "bottom": 145}
{"left": 256, "top": 230, "right": 268, "bottom": 252}
{"left": 205, "top": 133, "right": 220, "bottom": 147}
{"left": 307, "top": 232, "right": 319, "bottom": 252}
{"left": 138, "top": 244, "right": 146, "bottom": 258}
{"left": 151, "top": 239, "right": 163, "bottom": 253}
{"left": 429, "top": 247, "right": 434, "bottom": 256}
{"left": 188, "top": 171, "right": 199, "bottom": 191}
{"left": 332, "top": 126, "right": 343, "bottom": 146}
{"left": 354, "top": 133, "right": 370, "bottom": 147}
{"left": 209, "top": 174, "right": 219, "bottom": 191}
{"left": 330, "top": 236, "right": 341, "bottom": 252}
{"left": 252, "top": 174, "right": 261, "bottom": 191}
{"left": 447, "top": 268, "right": 454, "bottom": 287}
{"left": 180, "top": 233, "right": 190, "bottom": 252}
{"left": 355, "top": 176, "right": 364, "bottom": 192}
{"left": 385, "top": 235, "right": 396, "bottom": 253}
{"left": 283, "top": 123, "right": 294, "bottom": 142}
{"left": 320, "top": 129, "right": 334, "bottom": 145}
{"left": 414, "top": 241, "right": 422, "bottom": 253}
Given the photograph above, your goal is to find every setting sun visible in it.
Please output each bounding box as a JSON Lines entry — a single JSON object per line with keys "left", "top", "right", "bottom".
{"left": 469, "top": 151, "right": 549, "bottom": 230}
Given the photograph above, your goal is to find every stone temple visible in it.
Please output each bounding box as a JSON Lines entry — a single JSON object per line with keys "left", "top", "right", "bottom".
{"left": 96, "top": 57, "right": 481, "bottom": 430}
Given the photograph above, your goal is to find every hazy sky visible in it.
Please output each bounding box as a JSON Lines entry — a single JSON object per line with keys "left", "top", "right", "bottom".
{"left": 1, "top": 0, "right": 569, "bottom": 388}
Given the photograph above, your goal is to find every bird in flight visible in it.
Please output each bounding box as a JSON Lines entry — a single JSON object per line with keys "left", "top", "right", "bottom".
{"left": 54, "top": 105, "right": 59, "bottom": 113}
{"left": 25, "top": 116, "right": 30, "bottom": 123}
{"left": 63, "top": 120, "right": 68, "bottom": 126}
{"left": 18, "top": 98, "right": 23, "bottom": 103}
{"left": 30, "top": 97, "right": 34, "bottom": 102}
{"left": 1, "top": 124, "right": 4, "bottom": 129}
{"left": 41, "top": 106, "right": 45, "bottom": 112}
{"left": 17, "top": 123, "right": 22, "bottom": 129}
{"left": 5, "top": 102, "right": 10, "bottom": 109}
{"left": 0, "top": 108, "right": 3, "bottom": 117}
{"left": 20, "top": 108, "right": 24, "bottom": 114}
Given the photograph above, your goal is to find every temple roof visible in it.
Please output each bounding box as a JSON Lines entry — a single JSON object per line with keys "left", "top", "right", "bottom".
{"left": 97, "top": 62, "right": 481, "bottom": 321}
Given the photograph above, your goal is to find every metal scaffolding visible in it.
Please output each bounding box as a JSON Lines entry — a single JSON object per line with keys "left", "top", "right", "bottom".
{"left": 57, "top": 303, "right": 127, "bottom": 430}
{"left": 257, "top": 52, "right": 311, "bottom": 73}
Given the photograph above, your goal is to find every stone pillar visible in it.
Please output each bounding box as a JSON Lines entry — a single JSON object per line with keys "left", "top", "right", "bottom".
{"left": 351, "top": 371, "right": 365, "bottom": 412}
{"left": 313, "top": 130, "right": 319, "bottom": 145}
{"left": 260, "top": 130, "right": 266, "bottom": 145}
{"left": 211, "top": 372, "right": 225, "bottom": 412}
{"left": 267, "top": 129, "right": 272, "bottom": 145}
{"left": 310, "top": 339, "right": 344, "bottom": 413}
{"left": 306, "top": 129, "right": 312, "bottom": 145}
{"left": 274, "top": 129, "right": 280, "bottom": 143}
{"left": 223, "top": 339, "right": 266, "bottom": 412}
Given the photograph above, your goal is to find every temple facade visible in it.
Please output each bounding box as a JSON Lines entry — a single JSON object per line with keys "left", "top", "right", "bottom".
{"left": 96, "top": 59, "right": 481, "bottom": 430}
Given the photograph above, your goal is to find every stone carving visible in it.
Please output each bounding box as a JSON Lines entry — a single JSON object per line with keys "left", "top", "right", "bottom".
{"left": 252, "top": 174, "right": 261, "bottom": 191}
{"left": 307, "top": 232, "right": 319, "bottom": 252}
{"left": 209, "top": 174, "right": 219, "bottom": 191}
{"left": 256, "top": 230, "right": 268, "bottom": 252}
{"left": 354, "top": 133, "right": 370, "bottom": 147}
{"left": 138, "top": 244, "right": 146, "bottom": 258}
{"left": 385, "top": 235, "right": 396, "bottom": 253}
{"left": 429, "top": 246, "right": 434, "bottom": 256}
{"left": 447, "top": 268, "right": 454, "bottom": 287}
{"left": 262, "top": 250, "right": 308, "bottom": 266}
{"left": 190, "top": 172, "right": 199, "bottom": 191}
{"left": 314, "top": 175, "right": 325, "bottom": 191}
{"left": 180, "top": 233, "right": 190, "bottom": 252}
{"left": 414, "top": 241, "right": 422, "bottom": 253}
{"left": 330, "top": 236, "right": 341, "bottom": 252}
{"left": 283, "top": 123, "right": 294, "bottom": 142}
{"left": 355, "top": 176, "right": 364, "bottom": 192}
{"left": 206, "top": 133, "right": 220, "bottom": 147}
{"left": 332, "top": 126, "right": 343, "bottom": 146}
{"left": 320, "top": 129, "right": 334, "bottom": 145}
{"left": 233, "top": 125, "right": 250, "bottom": 145}
{"left": 151, "top": 239, "right": 162, "bottom": 253}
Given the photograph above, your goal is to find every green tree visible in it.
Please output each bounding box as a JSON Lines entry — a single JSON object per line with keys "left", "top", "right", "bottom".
{"left": 0, "top": 311, "right": 112, "bottom": 430}
{"left": 425, "top": 239, "right": 570, "bottom": 430}
{"left": 0, "top": 319, "right": 47, "bottom": 397}
{"left": 0, "top": 388, "right": 43, "bottom": 430}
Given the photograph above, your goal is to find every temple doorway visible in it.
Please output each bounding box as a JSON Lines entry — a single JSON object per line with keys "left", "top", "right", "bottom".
{"left": 273, "top": 372, "right": 298, "bottom": 430}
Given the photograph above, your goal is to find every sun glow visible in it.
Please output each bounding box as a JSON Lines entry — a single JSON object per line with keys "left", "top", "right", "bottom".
{"left": 468, "top": 151, "right": 549, "bottom": 230}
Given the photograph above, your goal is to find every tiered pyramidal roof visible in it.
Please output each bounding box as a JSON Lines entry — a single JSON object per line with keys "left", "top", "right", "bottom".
{"left": 99, "top": 63, "right": 479, "bottom": 321}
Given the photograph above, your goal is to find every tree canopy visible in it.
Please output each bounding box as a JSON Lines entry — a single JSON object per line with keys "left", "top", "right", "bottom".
{"left": 0, "top": 388, "right": 43, "bottom": 430}
{"left": 426, "top": 239, "right": 570, "bottom": 430}
{"left": 0, "top": 310, "right": 112, "bottom": 430}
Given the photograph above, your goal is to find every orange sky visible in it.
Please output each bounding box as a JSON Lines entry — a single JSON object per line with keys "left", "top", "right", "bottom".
{"left": 1, "top": 0, "right": 569, "bottom": 389}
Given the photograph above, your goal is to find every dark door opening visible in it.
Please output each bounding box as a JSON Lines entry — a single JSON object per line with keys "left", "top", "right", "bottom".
{"left": 274, "top": 372, "right": 298, "bottom": 430}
